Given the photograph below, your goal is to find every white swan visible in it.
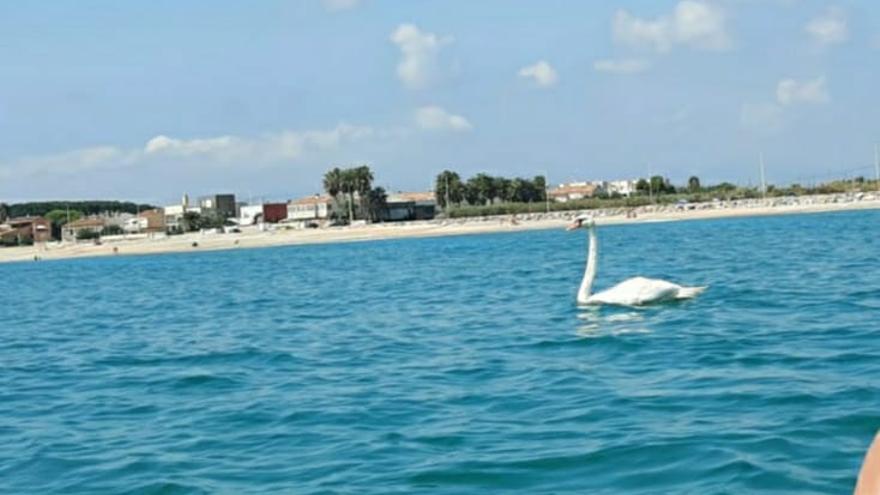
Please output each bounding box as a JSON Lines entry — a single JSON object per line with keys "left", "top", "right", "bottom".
{"left": 568, "top": 214, "right": 706, "bottom": 306}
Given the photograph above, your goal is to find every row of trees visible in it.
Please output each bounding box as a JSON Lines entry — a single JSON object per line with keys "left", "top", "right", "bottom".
{"left": 4, "top": 201, "right": 154, "bottom": 219}
{"left": 322, "top": 165, "right": 388, "bottom": 223}
{"left": 434, "top": 171, "right": 547, "bottom": 208}
{"left": 633, "top": 176, "right": 738, "bottom": 196}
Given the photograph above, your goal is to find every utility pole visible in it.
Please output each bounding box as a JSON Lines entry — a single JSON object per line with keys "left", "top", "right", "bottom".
{"left": 759, "top": 152, "right": 767, "bottom": 201}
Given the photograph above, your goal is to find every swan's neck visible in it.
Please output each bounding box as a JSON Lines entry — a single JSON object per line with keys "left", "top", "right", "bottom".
{"left": 578, "top": 227, "right": 597, "bottom": 303}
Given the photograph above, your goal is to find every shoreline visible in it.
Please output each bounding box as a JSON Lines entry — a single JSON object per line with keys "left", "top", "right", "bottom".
{"left": 4, "top": 195, "right": 879, "bottom": 265}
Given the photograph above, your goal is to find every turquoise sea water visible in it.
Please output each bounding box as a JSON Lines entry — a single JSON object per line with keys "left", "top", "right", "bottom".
{"left": 1, "top": 210, "right": 879, "bottom": 494}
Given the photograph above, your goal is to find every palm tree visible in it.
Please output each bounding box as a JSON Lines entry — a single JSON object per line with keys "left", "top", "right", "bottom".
{"left": 493, "top": 177, "right": 512, "bottom": 202}
{"left": 338, "top": 168, "right": 356, "bottom": 224}
{"left": 366, "top": 187, "right": 388, "bottom": 222}
{"left": 508, "top": 178, "right": 527, "bottom": 203}
{"left": 532, "top": 175, "right": 547, "bottom": 202}
{"left": 352, "top": 165, "right": 374, "bottom": 220}
{"left": 688, "top": 176, "right": 701, "bottom": 192}
{"left": 434, "top": 170, "right": 464, "bottom": 209}
{"left": 323, "top": 167, "right": 345, "bottom": 214}
{"left": 470, "top": 173, "right": 495, "bottom": 205}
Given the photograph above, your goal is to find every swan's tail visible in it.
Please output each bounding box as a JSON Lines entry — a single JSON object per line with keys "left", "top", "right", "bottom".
{"left": 675, "top": 286, "right": 707, "bottom": 299}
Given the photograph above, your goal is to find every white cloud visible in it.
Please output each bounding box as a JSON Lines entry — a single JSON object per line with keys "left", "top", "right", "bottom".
{"left": 776, "top": 76, "right": 829, "bottom": 105}
{"left": 517, "top": 60, "right": 559, "bottom": 87}
{"left": 389, "top": 24, "right": 452, "bottom": 89}
{"left": 415, "top": 106, "right": 473, "bottom": 132}
{"left": 805, "top": 7, "right": 848, "bottom": 45}
{"left": 321, "top": 0, "right": 361, "bottom": 12}
{"left": 0, "top": 124, "right": 376, "bottom": 180}
{"left": 740, "top": 103, "right": 784, "bottom": 134}
{"left": 612, "top": 0, "right": 730, "bottom": 52}
{"left": 593, "top": 58, "right": 651, "bottom": 74}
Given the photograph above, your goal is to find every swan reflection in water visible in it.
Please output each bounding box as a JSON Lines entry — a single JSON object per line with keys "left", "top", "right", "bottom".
{"left": 575, "top": 306, "right": 653, "bottom": 338}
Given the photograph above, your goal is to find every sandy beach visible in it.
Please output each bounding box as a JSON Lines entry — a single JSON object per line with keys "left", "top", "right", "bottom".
{"left": 4, "top": 193, "right": 879, "bottom": 264}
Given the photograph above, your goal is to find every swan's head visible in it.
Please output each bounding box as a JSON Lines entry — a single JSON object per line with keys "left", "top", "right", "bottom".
{"left": 566, "top": 214, "right": 595, "bottom": 231}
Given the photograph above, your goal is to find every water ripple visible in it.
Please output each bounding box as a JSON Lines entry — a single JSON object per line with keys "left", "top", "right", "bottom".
{"left": 1, "top": 210, "right": 879, "bottom": 493}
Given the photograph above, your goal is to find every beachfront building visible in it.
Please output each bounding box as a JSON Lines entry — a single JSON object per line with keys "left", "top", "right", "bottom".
{"left": 287, "top": 195, "right": 334, "bottom": 225}
{"left": 384, "top": 192, "right": 437, "bottom": 221}
{"left": 124, "top": 209, "right": 166, "bottom": 233}
{"left": 63, "top": 217, "right": 106, "bottom": 241}
{"left": 164, "top": 194, "right": 202, "bottom": 231}
{"left": 553, "top": 179, "right": 639, "bottom": 199}
{"left": 549, "top": 183, "right": 599, "bottom": 203}
{"left": 605, "top": 179, "right": 638, "bottom": 197}
{"left": 0, "top": 216, "right": 52, "bottom": 245}
{"left": 198, "top": 194, "right": 237, "bottom": 219}
{"left": 163, "top": 204, "right": 202, "bottom": 230}
{"left": 238, "top": 203, "right": 288, "bottom": 226}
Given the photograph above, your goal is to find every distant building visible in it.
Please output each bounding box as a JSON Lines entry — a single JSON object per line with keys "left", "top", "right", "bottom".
{"left": 164, "top": 194, "right": 202, "bottom": 230}
{"left": 63, "top": 217, "right": 106, "bottom": 241}
{"left": 0, "top": 216, "right": 52, "bottom": 244}
{"left": 605, "top": 179, "right": 638, "bottom": 197}
{"left": 125, "top": 209, "right": 166, "bottom": 233}
{"left": 384, "top": 192, "right": 437, "bottom": 221}
{"left": 239, "top": 203, "right": 288, "bottom": 225}
{"left": 549, "top": 183, "right": 599, "bottom": 202}
{"left": 287, "top": 195, "right": 334, "bottom": 224}
{"left": 552, "top": 179, "right": 638, "bottom": 200}
{"left": 198, "top": 194, "right": 237, "bottom": 219}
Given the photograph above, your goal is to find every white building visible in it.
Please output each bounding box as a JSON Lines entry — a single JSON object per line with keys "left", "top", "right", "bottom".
{"left": 287, "top": 195, "right": 333, "bottom": 223}
{"left": 605, "top": 179, "right": 638, "bottom": 197}
{"left": 238, "top": 205, "right": 264, "bottom": 226}
{"left": 549, "top": 183, "right": 599, "bottom": 202}
{"left": 554, "top": 179, "right": 639, "bottom": 198}
{"left": 124, "top": 217, "right": 148, "bottom": 233}
{"left": 164, "top": 195, "right": 202, "bottom": 230}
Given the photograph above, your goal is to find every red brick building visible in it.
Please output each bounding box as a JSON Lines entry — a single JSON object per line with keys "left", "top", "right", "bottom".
{"left": 262, "top": 203, "right": 288, "bottom": 223}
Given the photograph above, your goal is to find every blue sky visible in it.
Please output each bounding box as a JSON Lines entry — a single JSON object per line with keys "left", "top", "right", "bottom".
{"left": 1, "top": 0, "right": 879, "bottom": 203}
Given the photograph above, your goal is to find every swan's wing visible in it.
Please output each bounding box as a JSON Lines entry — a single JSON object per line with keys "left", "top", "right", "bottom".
{"left": 633, "top": 278, "right": 681, "bottom": 303}
{"left": 590, "top": 277, "right": 681, "bottom": 306}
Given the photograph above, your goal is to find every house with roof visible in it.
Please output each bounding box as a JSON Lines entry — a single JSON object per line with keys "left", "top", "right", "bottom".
{"left": 239, "top": 203, "right": 288, "bottom": 225}
{"left": 124, "top": 209, "right": 166, "bottom": 233}
{"left": 198, "top": 194, "right": 237, "bottom": 219}
{"left": 0, "top": 216, "right": 51, "bottom": 245}
{"left": 287, "top": 195, "right": 334, "bottom": 226}
{"left": 549, "top": 183, "right": 599, "bottom": 202}
{"left": 63, "top": 217, "right": 106, "bottom": 241}
{"left": 384, "top": 192, "right": 437, "bottom": 221}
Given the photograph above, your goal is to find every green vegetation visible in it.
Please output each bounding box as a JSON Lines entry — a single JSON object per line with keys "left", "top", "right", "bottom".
{"left": 441, "top": 175, "right": 880, "bottom": 219}
{"left": 446, "top": 196, "right": 654, "bottom": 218}
{"left": 75, "top": 230, "right": 101, "bottom": 241}
{"left": 434, "top": 170, "right": 547, "bottom": 209}
{"left": 323, "top": 165, "right": 385, "bottom": 223}
{"left": 180, "top": 211, "right": 229, "bottom": 232}
{"left": 365, "top": 186, "right": 388, "bottom": 223}
{"left": 43, "top": 209, "right": 84, "bottom": 239}
{"left": 7, "top": 201, "right": 154, "bottom": 218}
{"left": 101, "top": 225, "right": 125, "bottom": 236}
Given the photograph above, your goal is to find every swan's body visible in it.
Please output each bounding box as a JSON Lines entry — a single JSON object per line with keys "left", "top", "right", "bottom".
{"left": 571, "top": 216, "right": 706, "bottom": 306}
